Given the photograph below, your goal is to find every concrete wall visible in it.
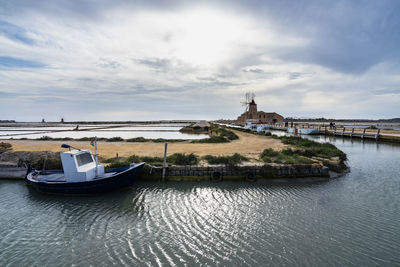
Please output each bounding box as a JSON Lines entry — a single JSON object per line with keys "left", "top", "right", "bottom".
{"left": 0, "top": 167, "right": 26, "bottom": 179}
{"left": 141, "top": 163, "right": 330, "bottom": 181}
{"left": 1, "top": 163, "right": 332, "bottom": 182}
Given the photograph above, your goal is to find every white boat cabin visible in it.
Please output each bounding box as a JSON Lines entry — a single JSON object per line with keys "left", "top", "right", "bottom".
{"left": 60, "top": 150, "right": 104, "bottom": 182}
{"left": 245, "top": 119, "right": 270, "bottom": 132}
{"left": 244, "top": 119, "right": 259, "bottom": 130}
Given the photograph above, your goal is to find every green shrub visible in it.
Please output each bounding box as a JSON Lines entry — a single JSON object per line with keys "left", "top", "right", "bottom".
{"left": 77, "top": 137, "right": 93, "bottom": 141}
{"left": 0, "top": 142, "right": 12, "bottom": 153}
{"left": 127, "top": 154, "right": 142, "bottom": 163}
{"left": 106, "top": 137, "right": 124, "bottom": 142}
{"left": 106, "top": 160, "right": 130, "bottom": 169}
{"left": 38, "top": 136, "right": 53, "bottom": 140}
{"left": 152, "top": 138, "right": 187, "bottom": 143}
{"left": 214, "top": 127, "right": 239, "bottom": 140}
{"left": 126, "top": 137, "right": 147, "bottom": 142}
{"left": 140, "top": 156, "right": 164, "bottom": 164}
{"left": 202, "top": 153, "right": 248, "bottom": 166}
{"left": 103, "top": 157, "right": 120, "bottom": 163}
{"left": 191, "top": 136, "right": 229, "bottom": 143}
{"left": 281, "top": 148, "right": 295, "bottom": 156}
{"left": 260, "top": 148, "right": 315, "bottom": 164}
{"left": 278, "top": 136, "right": 347, "bottom": 160}
{"left": 167, "top": 153, "right": 198, "bottom": 165}
{"left": 261, "top": 156, "right": 273, "bottom": 163}
{"left": 31, "top": 156, "right": 62, "bottom": 170}
{"left": 55, "top": 137, "right": 74, "bottom": 141}
{"left": 235, "top": 128, "right": 253, "bottom": 134}
{"left": 260, "top": 148, "right": 279, "bottom": 158}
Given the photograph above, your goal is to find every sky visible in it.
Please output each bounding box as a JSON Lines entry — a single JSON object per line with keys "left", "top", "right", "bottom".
{"left": 0, "top": 0, "right": 399, "bottom": 121}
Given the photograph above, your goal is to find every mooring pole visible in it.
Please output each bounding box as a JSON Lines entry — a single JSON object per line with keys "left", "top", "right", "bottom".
{"left": 376, "top": 129, "right": 380, "bottom": 141}
{"left": 95, "top": 136, "right": 98, "bottom": 177}
{"left": 162, "top": 143, "right": 168, "bottom": 182}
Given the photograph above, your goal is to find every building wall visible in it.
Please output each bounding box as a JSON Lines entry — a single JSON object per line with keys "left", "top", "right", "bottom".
{"left": 236, "top": 99, "right": 284, "bottom": 124}
{"left": 237, "top": 111, "right": 284, "bottom": 124}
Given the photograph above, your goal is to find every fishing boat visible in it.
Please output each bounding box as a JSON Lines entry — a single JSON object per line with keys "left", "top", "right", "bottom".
{"left": 287, "top": 127, "right": 320, "bottom": 135}
{"left": 26, "top": 142, "right": 144, "bottom": 194}
{"left": 256, "top": 124, "right": 270, "bottom": 133}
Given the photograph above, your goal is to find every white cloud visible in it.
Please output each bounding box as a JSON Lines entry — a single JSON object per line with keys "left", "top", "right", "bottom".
{"left": 0, "top": 2, "right": 399, "bottom": 121}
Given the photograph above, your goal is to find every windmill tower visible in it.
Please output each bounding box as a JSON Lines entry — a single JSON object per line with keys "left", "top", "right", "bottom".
{"left": 240, "top": 92, "right": 255, "bottom": 120}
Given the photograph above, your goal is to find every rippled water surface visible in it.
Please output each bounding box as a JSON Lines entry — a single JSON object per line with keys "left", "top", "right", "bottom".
{"left": 1, "top": 136, "right": 400, "bottom": 266}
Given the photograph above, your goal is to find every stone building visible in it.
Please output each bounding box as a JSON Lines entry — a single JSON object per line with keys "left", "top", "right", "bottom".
{"left": 237, "top": 99, "right": 284, "bottom": 124}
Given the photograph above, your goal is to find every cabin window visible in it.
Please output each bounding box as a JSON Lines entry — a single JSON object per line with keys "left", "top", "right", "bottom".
{"left": 76, "top": 152, "right": 94, "bottom": 167}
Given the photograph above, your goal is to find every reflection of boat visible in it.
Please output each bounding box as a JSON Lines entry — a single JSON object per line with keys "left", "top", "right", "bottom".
{"left": 288, "top": 128, "right": 319, "bottom": 135}
{"left": 26, "top": 143, "right": 144, "bottom": 194}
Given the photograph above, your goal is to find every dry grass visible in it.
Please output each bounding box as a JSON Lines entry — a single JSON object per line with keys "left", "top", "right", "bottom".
{"left": 6, "top": 130, "right": 285, "bottom": 160}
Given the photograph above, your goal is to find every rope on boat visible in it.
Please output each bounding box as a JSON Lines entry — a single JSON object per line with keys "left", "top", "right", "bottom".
{"left": 144, "top": 163, "right": 163, "bottom": 174}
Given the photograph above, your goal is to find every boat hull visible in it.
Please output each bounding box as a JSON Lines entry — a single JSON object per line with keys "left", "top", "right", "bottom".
{"left": 287, "top": 128, "right": 320, "bottom": 135}
{"left": 26, "top": 163, "right": 145, "bottom": 195}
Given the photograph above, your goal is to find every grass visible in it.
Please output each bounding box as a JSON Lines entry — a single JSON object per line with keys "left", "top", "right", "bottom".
{"left": 211, "top": 125, "right": 239, "bottom": 140}
{"left": 278, "top": 136, "right": 347, "bottom": 160}
{"left": 259, "top": 136, "right": 347, "bottom": 164}
{"left": 202, "top": 153, "right": 249, "bottom": 166}
{"left": 126, "top": 137, "right": 148, "bottom": 142}
{"left": 106, "top": 137, "right": 124, "bottom": 142}
{"left": 189, "top": 124, "right": 239, "bottom": 143}
{"left": 260, "top": 148, "right": 315, "bottom": 164}
{"left": 167, "top": 153, "right": 198, "bottom": 165}
{"left": 105, "top": 153, "right": 199, "bottom": 168}
{"left": 227, "top": 126, "right": 272, "bottom": 136}
{"left": 126, "top": 137, "right": 187, "bottom": 142}
{"left": 152, "top": 138, "right": 187, "bottom": 143}
{"left": 0, "top": 142, "right": 12, "bottom": 153}
{"left": 191, "top": 136, "right": 229, "bottom": 143}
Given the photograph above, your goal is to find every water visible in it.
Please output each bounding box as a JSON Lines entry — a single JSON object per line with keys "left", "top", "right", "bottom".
{"left": 1, "top": 136, "right": 400, "bottom": 266}
{"left": 0, "top": 124, "right": 209, "bottom": 140}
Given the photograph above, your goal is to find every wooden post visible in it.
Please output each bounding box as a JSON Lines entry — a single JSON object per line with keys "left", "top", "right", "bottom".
{"left": 362, "top": 128, "right": 366, "bottom": 139}
{"left": 342, "top": 127, "right": 345, "bottom": 136}
{"left": 375, "top": 129, "right": 380, "bottom": 141}
{"left": 162, "top": 143, "right": 168, "bottom": 182}
{"left": 350, "top": 128, "right": 354, "bottom": 137}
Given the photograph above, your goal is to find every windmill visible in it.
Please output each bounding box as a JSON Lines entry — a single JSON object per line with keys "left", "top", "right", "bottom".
{"left": 240, "top": 92, "right": 255, "bottom": 120}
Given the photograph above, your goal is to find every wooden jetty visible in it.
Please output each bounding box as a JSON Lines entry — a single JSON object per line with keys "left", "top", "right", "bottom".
{"left": 269, "top": 123, "right": 400, "bottom": 143}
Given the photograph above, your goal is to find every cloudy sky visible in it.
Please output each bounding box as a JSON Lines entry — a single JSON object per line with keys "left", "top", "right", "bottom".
{"left": 0, "top": 0, "right": 399, "bottom": 121}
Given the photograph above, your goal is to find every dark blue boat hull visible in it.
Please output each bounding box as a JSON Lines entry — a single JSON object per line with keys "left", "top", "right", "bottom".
{"left": 26, "top": 163, "right": 145, "bottom": 195}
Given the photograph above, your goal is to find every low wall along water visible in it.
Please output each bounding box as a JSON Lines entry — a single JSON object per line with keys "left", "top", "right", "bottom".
{"left": 142, "top": 163, "right": 331, "bottom": 182}
{"left": 0, "top": 163, "right": 335, "bottom": 181}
